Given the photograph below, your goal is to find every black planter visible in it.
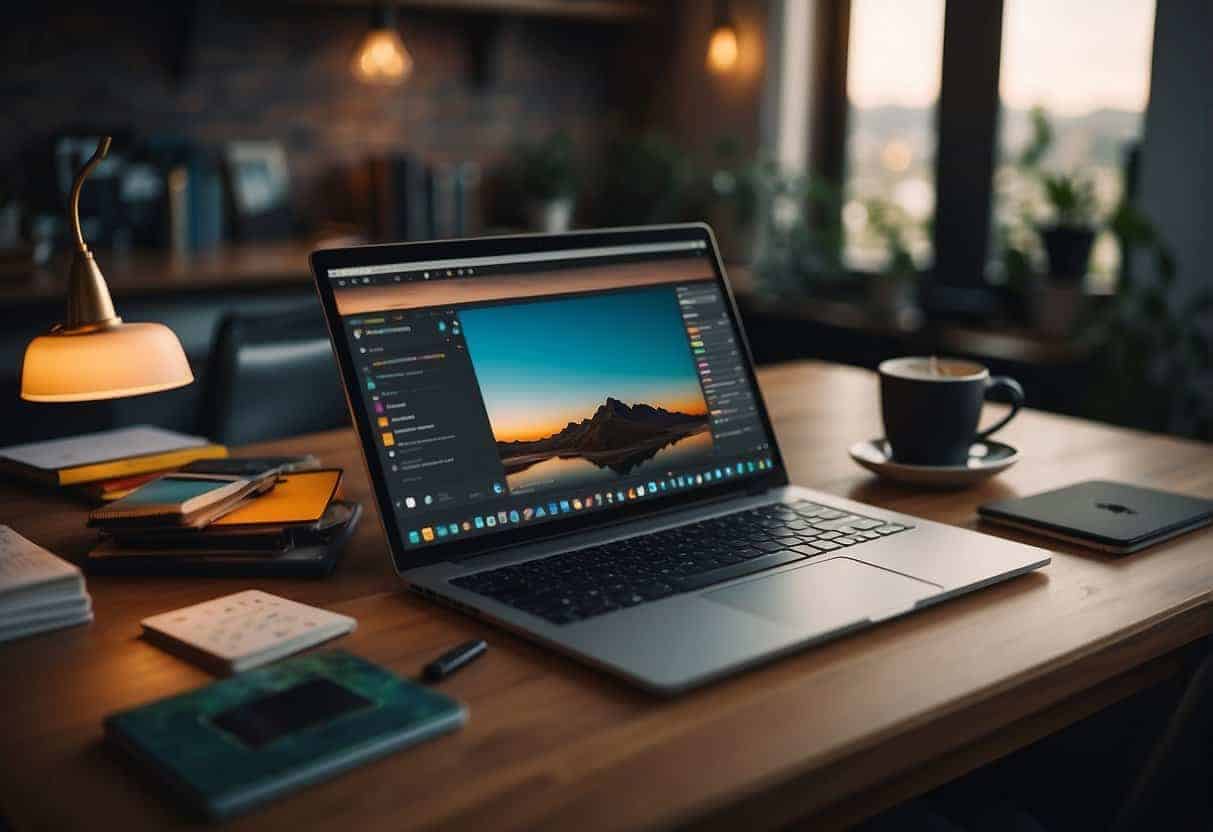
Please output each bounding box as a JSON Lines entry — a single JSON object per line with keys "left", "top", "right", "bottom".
{"left": 1040, "top": 224, "right": 1096, "bottom": 280}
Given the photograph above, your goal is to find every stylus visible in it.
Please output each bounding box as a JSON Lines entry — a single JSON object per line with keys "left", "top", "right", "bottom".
{"left": 423, "top": 639, "right": 487, "bottom": 682}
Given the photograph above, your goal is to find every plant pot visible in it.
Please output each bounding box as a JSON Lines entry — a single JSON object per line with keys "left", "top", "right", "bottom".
{"left": 1040, "top": 224, "right": 1096, "bottom": 281}
{"left": 525, "top": 196, "right": 575, "bottom": 234}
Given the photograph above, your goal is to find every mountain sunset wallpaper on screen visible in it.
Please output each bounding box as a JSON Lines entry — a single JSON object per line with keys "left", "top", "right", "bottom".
{"left": 459, "top": 288, "right": 714, "bottom": 490}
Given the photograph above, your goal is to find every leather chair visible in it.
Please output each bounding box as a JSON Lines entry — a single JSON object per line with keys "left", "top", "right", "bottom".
{"left": 203, "top": 304, "right": 350, "bottom": 446}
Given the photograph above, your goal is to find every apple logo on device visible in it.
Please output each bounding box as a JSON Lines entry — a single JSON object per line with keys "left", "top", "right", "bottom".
{"left": 1095, "top": 501, "right": 1137, "bottom": 516}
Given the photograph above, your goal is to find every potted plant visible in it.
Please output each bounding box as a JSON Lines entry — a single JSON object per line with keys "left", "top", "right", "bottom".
{"left": 1038, "top": 171, "right": 1098, "bottom": 280}
{"left": 863, "top": 198, "right": 919, "bottom": 322}
{"left": 1082, "top": 201, "right": 1213, "bottom": 437}
{"left": 750, "top": 167, "right": 846, "bottom": 297}
{"left": 596, "top": 132, "right": 696, "bottom": 227}
{"left": 512, "top": 132, "right": 579, "bottom": 233}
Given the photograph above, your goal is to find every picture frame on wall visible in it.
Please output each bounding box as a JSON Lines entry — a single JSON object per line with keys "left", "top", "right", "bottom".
{"left": 222, "top": 140, "right": 293, "bottom": 241}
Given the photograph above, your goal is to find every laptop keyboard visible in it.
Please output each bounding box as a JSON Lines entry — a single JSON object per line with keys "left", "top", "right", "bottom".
{"left": 449, "top": 499, "right": 912, "bottom": 626}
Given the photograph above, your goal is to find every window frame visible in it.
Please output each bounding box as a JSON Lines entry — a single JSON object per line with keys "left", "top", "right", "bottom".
{"left": 790, "top": 0, "right": 1158, "bottom": 318}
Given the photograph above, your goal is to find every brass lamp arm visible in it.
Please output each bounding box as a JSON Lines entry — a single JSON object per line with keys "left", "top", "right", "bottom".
{"left": 64, "top": 135, "right": 120, "bottom": 331}
{"left": 69, "top": 136, "right": 111, "bottom": 252}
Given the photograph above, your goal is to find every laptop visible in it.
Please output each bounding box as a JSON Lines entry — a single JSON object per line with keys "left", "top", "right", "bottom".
{"left": 311, "top": 224, "right": 1051, "bottom": 694}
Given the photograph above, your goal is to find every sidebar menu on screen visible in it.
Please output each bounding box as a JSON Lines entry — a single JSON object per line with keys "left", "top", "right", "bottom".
{"left": 345, "top": 309, "right": 504, "bottom": 520}
{"left": 675, "top": 283, "right": 768, "bottom": 457}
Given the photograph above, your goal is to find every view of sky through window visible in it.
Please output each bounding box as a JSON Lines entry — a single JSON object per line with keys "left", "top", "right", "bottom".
{"left": 994, "top": 0, "right": 1156, "bottom": 285}
{"left": 842, "top": 0, "right": 1154, "bottom": 283}
{"left": 844, "top": 0, "right": 944, "bottom": 272}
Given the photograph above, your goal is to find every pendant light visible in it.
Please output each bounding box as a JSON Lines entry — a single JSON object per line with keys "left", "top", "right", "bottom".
{"left": 707, "top": 0, "right": 740, "bottom": 75}
{"left": 353, "top": 4, "right": 413, "bottom": 85}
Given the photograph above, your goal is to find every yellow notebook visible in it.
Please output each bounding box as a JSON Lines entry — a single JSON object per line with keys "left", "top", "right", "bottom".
{"left": 57, "top": 445, "right": 228, "bottom": 486}
{"left": 213, "top": 470, "right": 343, "bottom": 527}
{"left": 0, "top": 426, "right": 228, "bottom": 487}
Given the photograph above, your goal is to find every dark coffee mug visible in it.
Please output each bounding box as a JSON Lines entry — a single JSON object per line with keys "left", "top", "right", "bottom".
{"left": 879, "top": 357, "right": 1024, "bottom": 466}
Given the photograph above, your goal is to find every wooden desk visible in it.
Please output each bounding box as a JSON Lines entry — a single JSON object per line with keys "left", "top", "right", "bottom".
{"left": 2, "top": 360, "right": 1213, "bottom": 831}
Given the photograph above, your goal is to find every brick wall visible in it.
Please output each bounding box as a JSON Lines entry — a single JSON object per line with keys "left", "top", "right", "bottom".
{"left": 0, "top": 2, "right": 630, "bottom": 229}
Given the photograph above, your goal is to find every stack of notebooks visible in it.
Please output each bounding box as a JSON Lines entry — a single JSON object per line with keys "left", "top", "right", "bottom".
{"left": 0, "top": 526, "right": 93, "bottom": 643}
{"left": 0, "top": 426, "right": 229, "bottom": 501}
{"left": 85, "top": 466, "right": 360, "bottom": 578}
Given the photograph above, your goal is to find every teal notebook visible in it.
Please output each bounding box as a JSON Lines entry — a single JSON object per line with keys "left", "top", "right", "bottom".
{"left": 105, "top": 650, "right": 466, "bottom": 820}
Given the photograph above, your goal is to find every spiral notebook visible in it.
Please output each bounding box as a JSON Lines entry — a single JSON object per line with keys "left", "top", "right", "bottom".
{"left": 88, "top": 475, "right": 274, "bottom": 530}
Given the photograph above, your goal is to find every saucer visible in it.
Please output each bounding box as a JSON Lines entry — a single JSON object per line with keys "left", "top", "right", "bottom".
{"left": 848, "top": 438, "right": 1020, "bottom": 488}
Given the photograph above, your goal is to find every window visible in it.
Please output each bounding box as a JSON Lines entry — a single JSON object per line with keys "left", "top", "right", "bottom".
{"left": 992, "top": 0, "right": 1156, "bottom": 286}
{"left": 843, "top": 0, "right": 945, "bottom": 271}
{"left": 772, "top": 0, "right": 812, "bottom": 175}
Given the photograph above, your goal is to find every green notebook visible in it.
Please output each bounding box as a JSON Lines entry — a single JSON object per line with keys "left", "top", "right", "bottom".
{"left": 105, "top": 650, "right": 466, "bottom": 820}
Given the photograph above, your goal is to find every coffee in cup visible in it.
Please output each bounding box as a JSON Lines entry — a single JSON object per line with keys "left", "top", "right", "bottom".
{"left": 878, "top": 357, "right": 1024, "bottom": 466}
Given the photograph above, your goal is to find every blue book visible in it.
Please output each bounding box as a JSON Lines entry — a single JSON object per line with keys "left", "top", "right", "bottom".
{"left": 104, "top": 650, "right": 466, "bottom": 819}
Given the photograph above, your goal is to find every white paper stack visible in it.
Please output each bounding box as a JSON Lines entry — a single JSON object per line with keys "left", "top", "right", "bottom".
{"left": 0, "top": 526, "right": 93, "bottom": 643}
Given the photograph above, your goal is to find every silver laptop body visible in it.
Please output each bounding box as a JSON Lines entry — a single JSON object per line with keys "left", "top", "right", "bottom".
{"left": 312, "top": 224, "right": 1051, "bottom": 695}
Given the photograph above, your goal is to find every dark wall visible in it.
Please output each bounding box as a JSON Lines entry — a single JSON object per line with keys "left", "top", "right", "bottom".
{"left": 1136, "top": 0, "right": 1213, "bottom": 305}
{"left": 0, "top": 2, "right": 629, "bottom": 229}
{"left": 645, "top": 0, "right": 768, "bottom": 160}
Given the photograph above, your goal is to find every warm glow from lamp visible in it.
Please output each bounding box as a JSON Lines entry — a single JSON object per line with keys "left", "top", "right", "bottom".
{"left": 20, "top": 135, "right": 194, "bottom": 403}
{"left": 353, "top": 7, "right": 413, "bottom": 85}
{"left": 22, "top": 323, "right": 194, "bottom": 402}
{"left": 707, "top": 24, "right": 740, "bottom": 74}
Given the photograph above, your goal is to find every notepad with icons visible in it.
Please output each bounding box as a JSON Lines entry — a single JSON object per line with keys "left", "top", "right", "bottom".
{"left": 140, "top": 589, "right": 356, "bottom": 675}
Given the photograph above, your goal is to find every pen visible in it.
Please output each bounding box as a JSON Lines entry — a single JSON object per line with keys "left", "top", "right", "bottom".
{"left": 423, "top": 639, "right": 487, "bottom": 682}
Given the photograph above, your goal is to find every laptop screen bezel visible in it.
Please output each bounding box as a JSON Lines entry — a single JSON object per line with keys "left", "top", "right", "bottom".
{"left": 311, "top": 224, "right": 790, "bottom": 572}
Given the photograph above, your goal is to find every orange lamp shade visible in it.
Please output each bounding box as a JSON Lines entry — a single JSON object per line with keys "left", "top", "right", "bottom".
{"left": 21, "top": 322, "right": 194, "bottom": 402}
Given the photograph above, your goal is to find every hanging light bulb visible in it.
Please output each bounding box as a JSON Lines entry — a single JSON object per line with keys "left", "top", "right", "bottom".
{"left": 706, "top": 0, "right": 739, "bottom": 74}
{"left": 353, "top": 5, "right": 413, "bottom": 85}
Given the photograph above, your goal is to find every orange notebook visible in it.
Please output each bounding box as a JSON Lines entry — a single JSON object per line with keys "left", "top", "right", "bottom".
{"left": 213, "top": 470, "right": 343, "bottom": 527}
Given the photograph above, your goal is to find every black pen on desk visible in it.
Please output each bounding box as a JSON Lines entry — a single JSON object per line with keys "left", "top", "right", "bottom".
{"left": 423, "top": 639, "right": 487, "bottom": 682}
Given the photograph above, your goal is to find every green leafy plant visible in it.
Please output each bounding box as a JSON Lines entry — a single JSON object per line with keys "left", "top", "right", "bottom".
{"left": 704, "top": 137, "right": 760, "bottom": 229}
{"left": 751, "top": 166, "right": 846, "bottom": 296}
{"left": 994, "top": 106, "right": 1102, "bottom": 284}
{"left": 512, "top": 132, "right": 579, "bottom": 202}
{"left": 864, "top": 198, "right": 917, "bottom": 281}
{"left": 596, "top": 133, "right": 698, "bottom": 226}
{"left": 1081, "top": 202, "right": 1213, "bottom": 438}
{"left": 1040, "top": 172, "right": 1098, "bottom": 228}
{"left": 1017, "top": 106, "right": 1054, "bottom": 170}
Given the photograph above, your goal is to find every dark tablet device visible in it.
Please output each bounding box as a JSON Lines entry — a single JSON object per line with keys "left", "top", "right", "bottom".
{"left": 979, "top": 480, "right": 1213, "bottom": 554}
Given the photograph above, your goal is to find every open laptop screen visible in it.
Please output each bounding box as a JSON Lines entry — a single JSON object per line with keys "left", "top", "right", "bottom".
{"left": 315, "top": 229, "right": 783, "bottom": 567}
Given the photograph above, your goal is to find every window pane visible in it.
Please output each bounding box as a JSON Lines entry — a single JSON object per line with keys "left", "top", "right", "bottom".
{"left": 774, "top": 0, "right": 812, "bottom": 175}
{"left": 993, "top": 0, "right": 1155, "bottom": 287}
{"left": 844, "top": 0, "right": 945, "bottom": 271}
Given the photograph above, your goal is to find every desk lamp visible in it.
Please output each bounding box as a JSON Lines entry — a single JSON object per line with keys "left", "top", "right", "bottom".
{"left": 20, "top": 136, "right": 193, "bottom": 402}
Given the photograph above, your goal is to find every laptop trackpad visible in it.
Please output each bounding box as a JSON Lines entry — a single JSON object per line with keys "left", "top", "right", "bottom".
{"left": 706, "top": 557, "right": 940, "bottom": 631}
